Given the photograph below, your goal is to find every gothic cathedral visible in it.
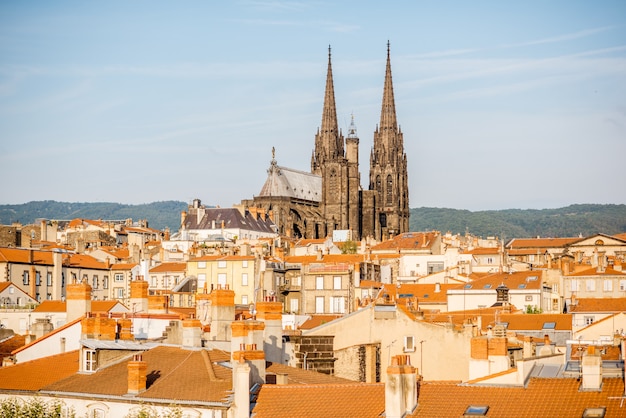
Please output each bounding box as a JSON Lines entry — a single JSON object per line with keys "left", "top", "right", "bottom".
{"left": 245, "top": 43, "right": 409, "bottom": 241}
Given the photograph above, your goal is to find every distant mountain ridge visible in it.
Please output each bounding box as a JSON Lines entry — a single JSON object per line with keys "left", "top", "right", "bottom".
{"left": 0, "top": 201, "right": 624, "bottom": 240}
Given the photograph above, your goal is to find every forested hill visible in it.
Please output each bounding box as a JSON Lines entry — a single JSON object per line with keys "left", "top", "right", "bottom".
{"left": 0, "top": 201, "right": 187, "bottom": 232}
{"left": 1, "top": 201, "right": 625, "bottom": 239}
{"left": 409, "top": 204, "right": 626, "bottom": 239}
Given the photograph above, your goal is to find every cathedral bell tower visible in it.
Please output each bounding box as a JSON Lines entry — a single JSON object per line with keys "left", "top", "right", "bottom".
{"left": 312, "top": 46, "right": 361, "bottom": 239}
{"left": 369, "top": 42, "right": 410, "bottom": 240}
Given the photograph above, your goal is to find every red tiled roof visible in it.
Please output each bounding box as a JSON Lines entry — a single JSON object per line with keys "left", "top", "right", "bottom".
{"left": 566, "top": 267, "right": 626, "bottom": 277}
{"left": 0, "top": 247, "right": 54, "bottom": 265}
{"left": 252, "top": 383, "right": 385, "bottom": 418}
{"left": 193, "top": 254, "right": 256, "bottom": 261}
{"left": 409, "top": 377, "right": 625, "bottom": 417}
{"left": 111, "top": 263, "right": 137, "bottom": 270}
{"left": 42, "top": 346, "right": 233, "bottom": 403}
{"left": 0, "top": 334, "right": 26, "bottom": 363}
{"left": 0, "top": 350, "right": 79, "bottom": 390}
{"left": 383, "top": 283, "right": 453, "bottom": 305}
{"left": 66, "top": 254, "right": 108, "bottom": 269}
{"left": 452, "top": 270, "right": 544, "bottom": 291}
{"left": 149, "top": 262, "right": 186, "bottom": 273}
{"left": 299, "top": 315, "right": 342, "bottom": 330}
{"left": 506, "top": 237, "right": 579, "bottom": 249}
{"left": 32, "top": 300, "right": 121, "bottom": 314}
{"left": 569, "top": 298, "right": 626, "bottom": 312}
{"left": 465, "top": 247, "right": 501, "bottom": 255}
{"left": 370, "top": 231, "right": 440, "bottom": 251}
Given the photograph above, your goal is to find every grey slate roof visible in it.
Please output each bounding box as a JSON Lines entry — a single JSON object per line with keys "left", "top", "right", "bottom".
{"left": 185, "top": 207, "right": 276, "bottom": 234}
{"left": 258, "top": 161, "right": 322, "bottom": 203}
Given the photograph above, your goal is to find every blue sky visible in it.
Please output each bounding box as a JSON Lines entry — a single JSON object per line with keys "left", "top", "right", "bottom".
{"left": 1, "top": 1, "right": 624, "bottom": 211}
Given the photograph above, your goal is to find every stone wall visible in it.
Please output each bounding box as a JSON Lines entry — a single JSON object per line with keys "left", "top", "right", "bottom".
{"left": 291, "top": 335, "right": 335, "bottom": 375}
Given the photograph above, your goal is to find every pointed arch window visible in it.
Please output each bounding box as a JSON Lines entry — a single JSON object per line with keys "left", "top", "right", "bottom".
{"left": 376, "top": 175, "right": 382, "bottom": 202}
{"left": 386, "top": 175, "right": 393, "bottom": 205}
{"left": 329, "top": 169, "right": 338, "bottom": 196}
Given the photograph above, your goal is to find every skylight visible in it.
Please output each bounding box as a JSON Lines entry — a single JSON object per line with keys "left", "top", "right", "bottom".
{"left": 518, "top": 283, "right": 527, "bottom": 289}
{"left": 463, "top": 405, "right": 489, "bottom": 416}
{"left": 582, "top": 407, "right": 606, "bottom": 417}
{"left": 527, "top": 275, "right": 538, "bottom": 281}
{"left": 483, "top": 284, "right": 492, "bottom": 289}
{"left": 542, "top": 322, "right": 556, "bottom": 329}
{"left": 464, "top": 284, "right": 472, "bottom": 289}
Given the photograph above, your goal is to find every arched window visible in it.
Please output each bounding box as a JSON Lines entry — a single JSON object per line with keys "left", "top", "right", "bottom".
{"left": 329, "top": 169, "right": 338, "bottom": 196}
{"left": 386, "top": 175, "right": 393, "bottom": 205}
{"left": 376, "top": 176, "right": 382, "bottom": 202}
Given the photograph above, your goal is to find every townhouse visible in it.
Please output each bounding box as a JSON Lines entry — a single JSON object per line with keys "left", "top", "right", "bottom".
{"left": 188, "top": 254, "right": 257, "bottom": 306}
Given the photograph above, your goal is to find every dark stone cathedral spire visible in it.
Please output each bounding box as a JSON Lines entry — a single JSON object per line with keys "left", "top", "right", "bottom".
{"left": 312, "top": 46, "right": 344, "bottom": 175}
{"left": 369, "top": 41, "right": 410, "bottom": 240}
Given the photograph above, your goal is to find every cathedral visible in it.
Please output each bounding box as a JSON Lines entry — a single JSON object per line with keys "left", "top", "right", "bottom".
{"left": 242, "top": 43, "right": 409, "bottom": 241}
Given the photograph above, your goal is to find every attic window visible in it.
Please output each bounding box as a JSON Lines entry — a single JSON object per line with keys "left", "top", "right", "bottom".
{"left": 543, "top": 322, "right": 556, "bottom": 329}
{"left": 518, "top": 284, "right": 527, "bottom": 289}
{"left": 527, "top": 276, "right": 538, "bottom": 281}
{"left": 582, "top": 407, "right": 606, "bottom": 417}
{"left": 464, "top": 284, "right": 472, "bottom": 289}
{"left": 483, "top": 284, "right": 492, "bottom": 289}
{"left": 463, "top": 405, "right": 489, "bottom": 416}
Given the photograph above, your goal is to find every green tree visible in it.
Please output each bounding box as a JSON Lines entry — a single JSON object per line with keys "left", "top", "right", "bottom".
{"left": 339, "top": 240, "right": 358, "bottom": 254}
{"left": 0, "top": 397, "right": 75, "bottom": 418}
{"left": 124, "top": 405, "right": 182, "bottom": 418}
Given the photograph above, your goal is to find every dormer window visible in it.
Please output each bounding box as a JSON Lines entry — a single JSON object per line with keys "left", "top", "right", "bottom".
{"left": 83, "top": 349, "right": 97, "bottom": 372}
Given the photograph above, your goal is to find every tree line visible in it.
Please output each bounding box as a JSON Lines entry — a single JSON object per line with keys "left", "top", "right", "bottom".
{"left": 1, "top": 201, "right": 625, "bottom": 239}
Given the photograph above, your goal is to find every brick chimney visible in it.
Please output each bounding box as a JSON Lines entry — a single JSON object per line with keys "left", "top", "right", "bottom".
{"left": 66, "top": 278, "right": 92, "bottom": 322}
{"left": 385, "top": 355, "right": 418, "bottom": 418}
{"left": 127, "top": 353, "right": 147, "bottom": 394}
{"left": 129, "top": 278, "right": 149, "bottom": 314}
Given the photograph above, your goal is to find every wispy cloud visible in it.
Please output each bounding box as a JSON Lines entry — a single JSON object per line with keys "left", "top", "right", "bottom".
{"left": 498, "top": 26, "right": 615, "bottom": 49}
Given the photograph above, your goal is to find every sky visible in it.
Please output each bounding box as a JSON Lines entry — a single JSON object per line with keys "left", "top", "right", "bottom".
{"left": 1, "top": 1, "right": 625, "bottom": 211}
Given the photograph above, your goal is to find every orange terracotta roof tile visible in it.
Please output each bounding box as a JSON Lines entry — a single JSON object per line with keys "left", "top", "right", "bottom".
{"left": 0, "top": 334, "right": 26, "bottom": 363}
{"left": 452, "top": 270, "right": 544, "bottom": 291}
{"left": 193, "top": 254, "right": 256, "bottom": 261}
{"left": 370, "top": 231, "right": 440, "bottom": 251}
{"left": 566, "top": 266, "right": 626, "bottom": 277}
{"left": 0, "top": 350, "right": 79, "bottom": 391}
{"left": 569, "top": 298, "right": 626, "bottom": 312}
{"left": 295, "top": 238, "right": 326, "bottom": 246}
{"left": 149, "top": 262, "right": 186, "bottom": 273}
{"left": 409, "top": 377, "right": 625, "bottom": 417}
{"left": 465, "top": 247, "right": 501, "bottom": 255}
{"left": 66, "top": 254, "right": 108, "bottom": 269}
{"left": 252, "top": 383, "right": 385, "bottom": 418}
{"left": 32, "top": 300, "right": 66, "bottom": 313}
{"left": 111, "top": 262, "right": 137, "bottom": 270}
{"left": 299, "top": 315, "right": 342, "bottom": 330}
{"left": 266, "top": 362, "right": 353, "bottom": 384}
{"left": 0, "top": 247, "right": 54, "bottom": 265}
{"left": 43, "top": 346, "right": 233, "bottom": 403}
{"left": 506, "top": 237, "right": 579, "bottom": 249}
{"left": 383, "top": 283, "right": 454, "bottom": 305}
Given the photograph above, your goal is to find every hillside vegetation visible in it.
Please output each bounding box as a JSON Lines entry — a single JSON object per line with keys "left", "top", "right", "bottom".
{"left": 409, "top": 204, "right": 626, "bottom": 239}
{"left": 1, "top": 201, "right": 625, "bottom": 239}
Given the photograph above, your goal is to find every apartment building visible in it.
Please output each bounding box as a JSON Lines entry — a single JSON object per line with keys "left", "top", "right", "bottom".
{"left": 188, "top": 254, "right": 257, "bottom": 306}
